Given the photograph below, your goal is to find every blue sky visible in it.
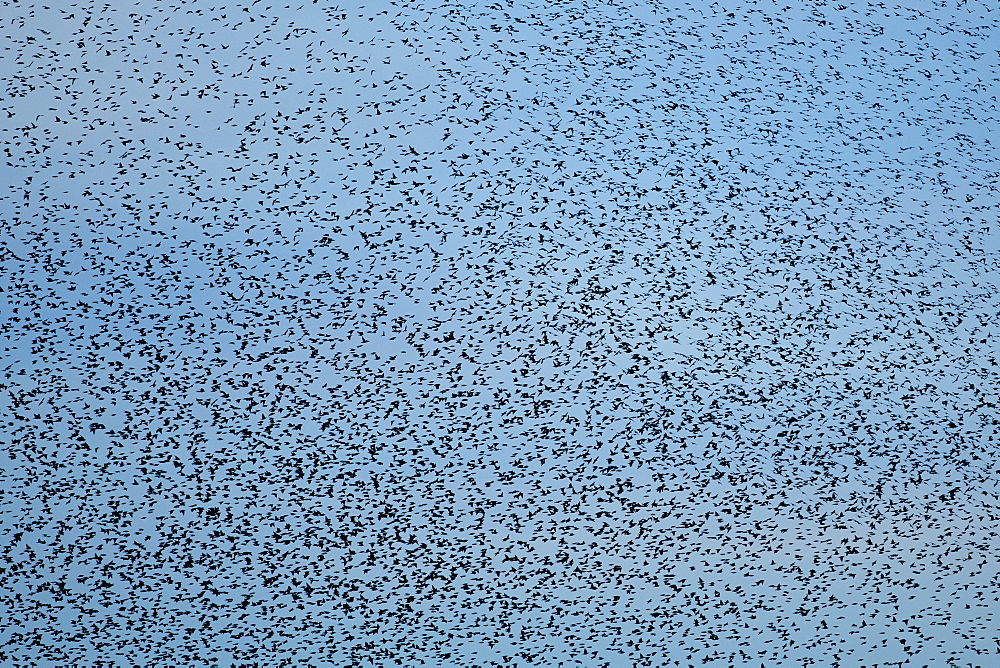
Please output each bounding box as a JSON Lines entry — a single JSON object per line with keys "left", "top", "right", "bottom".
{"left": 2, "top": 0, "right": 1000, "bottom": 666}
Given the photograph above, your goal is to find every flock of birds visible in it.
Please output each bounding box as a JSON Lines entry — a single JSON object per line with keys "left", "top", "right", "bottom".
{"left": 2, "top": 0, "right": 1000, "bottom": 666}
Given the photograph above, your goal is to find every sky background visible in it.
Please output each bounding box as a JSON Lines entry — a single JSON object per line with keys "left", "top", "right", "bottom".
{"left": 2, "top": 0, "right": 1000, "bottom": 666}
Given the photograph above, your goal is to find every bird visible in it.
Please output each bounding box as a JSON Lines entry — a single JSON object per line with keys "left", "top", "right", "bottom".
{"left": 1, "top": 0, "right": 998, "bottom": 666}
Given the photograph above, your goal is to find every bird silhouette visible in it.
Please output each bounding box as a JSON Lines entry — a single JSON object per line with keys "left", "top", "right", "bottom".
{"left": 1, "top": 0, "right": 999, "bottom": 666}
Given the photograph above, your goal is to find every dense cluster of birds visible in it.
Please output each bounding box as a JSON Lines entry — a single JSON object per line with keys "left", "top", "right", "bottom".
{"left": 2, "top": 0, "right": 1000, "bottom": 665}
